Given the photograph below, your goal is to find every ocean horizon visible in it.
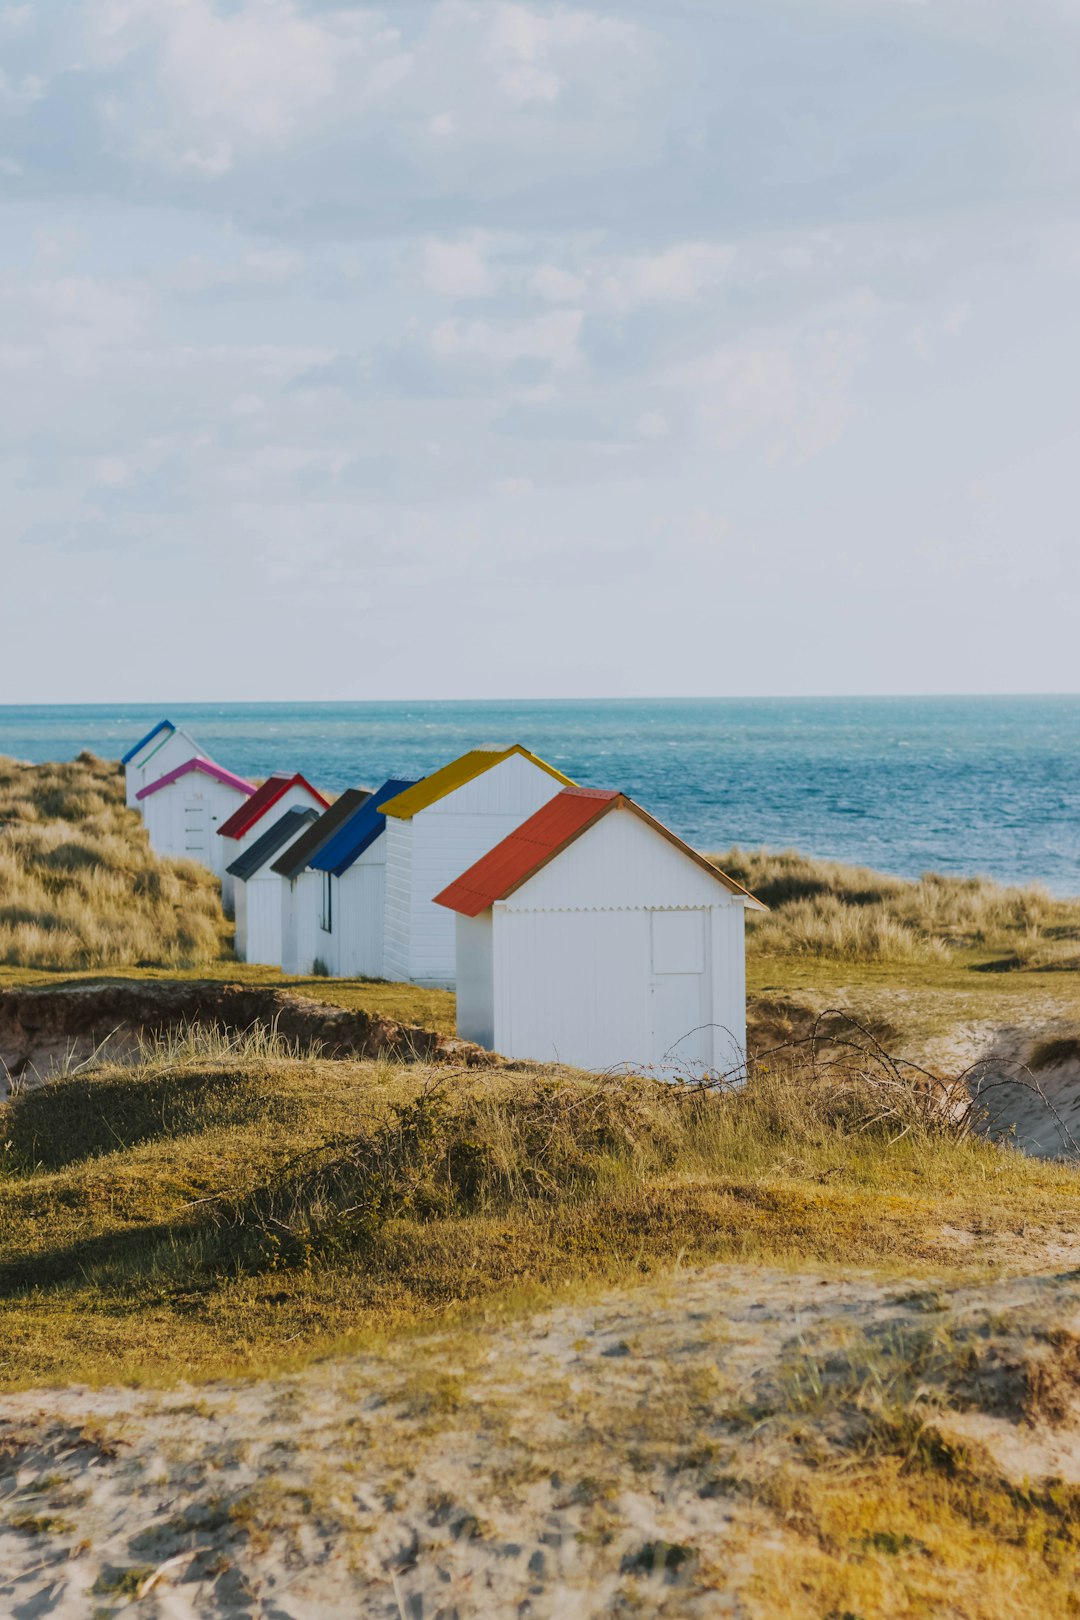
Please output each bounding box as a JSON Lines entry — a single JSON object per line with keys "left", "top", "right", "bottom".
{"left": 3, "top": 695, "right": 1079, "bottom": 894}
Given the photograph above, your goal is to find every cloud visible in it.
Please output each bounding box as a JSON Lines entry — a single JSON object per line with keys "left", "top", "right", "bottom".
{"left": 430, "top": 308, "right": 584, "bottom": 372}
{"left": 598, "top": 243, "right": 734, "bottom": 311}
{"left": 87, "top": 0, "right": 404, "bottom": 173}
{"left": 422, "top": 236, "right": 498, "bottom": 298}
{"left": 479, "top": 2, "right": 641, "bottom": 106}
{"left": 668, "top": 303, "right": 874, "bottom": 460}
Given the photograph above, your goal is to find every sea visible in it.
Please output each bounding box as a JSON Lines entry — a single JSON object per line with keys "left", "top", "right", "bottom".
{"left": 2, "top": 697, "right": 1078, "bottom": 894}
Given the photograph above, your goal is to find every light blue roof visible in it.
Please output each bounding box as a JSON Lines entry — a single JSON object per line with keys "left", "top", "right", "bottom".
{"left": 309, "top": 779, "right": 417, "bottom": 876}
{"left": 121, "top": 719, "right": 175, "bottom": 766}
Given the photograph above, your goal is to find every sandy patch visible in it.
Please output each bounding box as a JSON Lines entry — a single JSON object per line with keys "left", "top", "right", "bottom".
{"left": 3, "top": 1259, "right": 1080, "bottom": 1617}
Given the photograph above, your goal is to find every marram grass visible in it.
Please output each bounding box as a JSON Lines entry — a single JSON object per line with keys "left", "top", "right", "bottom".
{"left": 1, "top": 1038, "right": 1076, "bottom": 1388}
{"left": 0, "top": 752, "right": 227, "bottom": 969}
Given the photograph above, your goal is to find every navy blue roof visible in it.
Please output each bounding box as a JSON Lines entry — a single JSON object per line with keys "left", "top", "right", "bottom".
{"left": 310, "top": 779, "right": 417, "bottom": 876}
{"left": 121, "top": 719, "right": 174, "bottom": 766}
{"left": 226, "top": 806, "right": 321, "bottom": 881}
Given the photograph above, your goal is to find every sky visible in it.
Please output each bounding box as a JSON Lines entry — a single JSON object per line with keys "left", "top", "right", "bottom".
{"left": 1, "top": 0, "right": 1079, "bottom": 702}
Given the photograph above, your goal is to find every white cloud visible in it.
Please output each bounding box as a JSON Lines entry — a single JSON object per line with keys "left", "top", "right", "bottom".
{"left": 91, "top": 454, "right": 132, "bottom": 486}
{"left": 598, "top": 242, "right": 734, "bottom": 311}
{"left": 480, "top": 2, "right": 641, "bottom": 106}
{"left": 87, "top": 0, "right": 406, "bottom": 173}
{"left": 430, "top": 308, "right": 584, "bottom": 371}
{"left": 422, "top": 236, "right": 497, "bottom": 298}
{"left": 669, "top": 307, "right": 872, "bottom": 459}
{"left": 530, "top": 263, "right": 587, "bottom": 303}
{"left": 170, "top": 248, "right": 307, "bottom": 294}
{"left": 636, "top": 410, "right": 668, "bottom": 440}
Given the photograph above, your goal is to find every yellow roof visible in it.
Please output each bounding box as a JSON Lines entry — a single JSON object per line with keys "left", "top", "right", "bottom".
{"left": 379, "top": 746, "right": 576, "bottom": 820}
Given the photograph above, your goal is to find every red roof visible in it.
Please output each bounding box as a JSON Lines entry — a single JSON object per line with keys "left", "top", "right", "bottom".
{"left": 217, "top": 773, "right": 329, "bottom": 841}
{"left": 434, "top": 787, "right": 765, "bottom": 916}
{"left": 434, "top": 788, "right": 618, "bottom": 916}
{"left": 136, "top": 757, "right": 255, "bottom": 801}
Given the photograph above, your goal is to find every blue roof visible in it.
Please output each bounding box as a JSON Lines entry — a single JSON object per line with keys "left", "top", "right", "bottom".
{"left": 121, "top": 719, "right": 175, "bottom": 766}
{"left": 310, "top": 779, "right": 417, "bottom": 876}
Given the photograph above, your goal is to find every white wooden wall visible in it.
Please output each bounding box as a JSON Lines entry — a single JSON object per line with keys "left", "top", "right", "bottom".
{"left": 126, "top": 729, "right": 203, "bottom": 811}
{"left": 381, "top": 816, "right": 413, "bottom": 982}
{"left": 280, "top": 870, "right": 322, "bottom": 976}
{"left": 479, "top": 809, "right": 749, "bottom": 1078}
{"left": 234, "top": 880, "right": 250, "bottom": 961}
{"left": 142, "top": 777, "right": 249, "bottom": 879}
{"left": 240, "top": 873, "right": 288, "bottom": 966}
{"left": 383, "top": 755, "right": 566, "bottom": 988}
{"left": 455, "top": 911, "right": 495, "bottom": 1047}
{"left": 221, "top": 784, "right": 325, "bottom": 915}
{"left": 335, "top": 846, "right": 386, "bottom": 978}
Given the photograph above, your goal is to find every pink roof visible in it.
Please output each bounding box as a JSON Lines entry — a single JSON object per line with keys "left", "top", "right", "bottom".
{"left": 136, "top": 757, "right": 256, "bottom": 802}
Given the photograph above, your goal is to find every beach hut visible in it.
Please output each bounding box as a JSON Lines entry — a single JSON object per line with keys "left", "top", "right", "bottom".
{"left": 216, "top": 773, "right": 329, "bottom": 917}
{"left": 380, "top": 745, "right": 575, "bottom": 989}
{"left": 272, "top": 789, "right": 372, "bottom": 976}
{"left": 434, "top": 787, "right": 766, "bottom": 1078}
{"left": 122, "top": 721, "right": 207, "bottom": 811}
{"left": 227, "top": 807, "right": 321, "bottom": 965}
{"left": 308, "top": 779, "right": 417, "bottom": 978}
{"left": 137, "top": 758, "right": 255, "bottom": 878}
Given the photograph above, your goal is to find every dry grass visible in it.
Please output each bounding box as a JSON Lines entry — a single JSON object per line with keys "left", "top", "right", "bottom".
{"left": 1, "top": 1032, "right": 1076, "bottom": 1388}
{"left": 0, "top": 753, "right": 228, "bottom": 969}
{"left": 717, "top": 846, "right": 1080, "bottom": 967}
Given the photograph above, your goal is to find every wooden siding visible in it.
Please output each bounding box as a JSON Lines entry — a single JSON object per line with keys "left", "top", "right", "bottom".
{"left": 142, "top": 774, "right": 247, "bottom": 879}
{"left": 389, "top": 754, "right": 568, "bottom": 987}
{"left": 455, "top": 912, "right": 494, "bottom": 1047}
{"left": 335, "top": 843, "right": 386, "bottom": 978}
{"left": 280, "top": 870, "right": 321, "bottom": 976}
{"left": 478, "top": 810, "right": 750, "bottom": 1079}
{"left": 493, "top": 907, "right": 653, "bottom": 1071}
{"left": 381, "top": 816, "right": 413, "bottom": 983}
{"left": 504, "top": 807, "right": 736, "bottom": 913}
{"left": 243, "top": 871, "right": 288, "bottom": 967}
{"left": 221, "top": 783, "right": 326, "bottom": 916}
{"left": 125, "top": 728, "right": 203, "bottom": 811}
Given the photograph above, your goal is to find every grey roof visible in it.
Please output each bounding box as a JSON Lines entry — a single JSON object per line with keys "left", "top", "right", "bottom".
{"left": 270, "top": 788, "right": 373, "bottom": 880}
{"left": 225, "top": 807, "right": 320, "bottom": 881}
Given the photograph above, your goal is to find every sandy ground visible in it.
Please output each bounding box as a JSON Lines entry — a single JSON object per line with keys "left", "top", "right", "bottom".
{"left": 3, "top": 1257, "right": 1080, "bottom": 1618}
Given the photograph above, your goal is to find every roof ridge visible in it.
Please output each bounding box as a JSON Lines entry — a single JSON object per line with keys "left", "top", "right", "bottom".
{"left": 136, "top": 756, "right": 255, "bottom": 801}
{"left": 434, "top": 788, "right": 765, "bottom": 915}
{"left": 380, "top": 745, "right": 575, "bottom": 820}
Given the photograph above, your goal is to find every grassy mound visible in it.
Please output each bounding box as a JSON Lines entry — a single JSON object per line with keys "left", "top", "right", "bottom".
{"left": 716, "top": 846, "right": 1080, "bottom": 967}
{"left": 1, "top": 1030, "right": 1076, "bottom": 1386}
{"left": 0, "top": 753, "right": 227, "bottom": 969}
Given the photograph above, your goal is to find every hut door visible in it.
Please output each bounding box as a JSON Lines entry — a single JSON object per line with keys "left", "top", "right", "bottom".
{"left": 183, "top": 796, "right": 209, "bottom": 860}
{"left": 650, "top": 910, "right": 709, "bottom": 1078}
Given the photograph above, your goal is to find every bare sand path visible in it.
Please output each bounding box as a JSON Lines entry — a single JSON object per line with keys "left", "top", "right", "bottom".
{"left": 3, "top": 1257, "right": 1080, "bottom": 1618}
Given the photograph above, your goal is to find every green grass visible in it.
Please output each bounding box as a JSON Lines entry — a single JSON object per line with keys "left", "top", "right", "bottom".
{"left": 1, "top": 1036, "right": 1076, "bottom": 1389}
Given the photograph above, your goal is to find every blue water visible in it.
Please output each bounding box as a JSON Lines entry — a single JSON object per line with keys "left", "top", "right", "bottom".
{"left": 2, "top": 698, "right": 1078, "bottom": 893}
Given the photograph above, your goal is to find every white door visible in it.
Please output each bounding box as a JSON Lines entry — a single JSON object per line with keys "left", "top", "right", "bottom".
{"left": 183, "top": 795, "right": 209, "bottom": 862}
{"left": 650, "top": 910, "right": 711, "bottom": 1078}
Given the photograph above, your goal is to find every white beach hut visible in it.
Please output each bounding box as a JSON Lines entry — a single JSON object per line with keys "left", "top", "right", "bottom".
{"left": 216, "top": 772, "right": 329, "bottom": 917}
{"left": 434, "top": 787, "right": 767, "bottom": 1079}
{"left": 272, "top": 789, "right": 372, "bottom": 976}
{"left": 137, "top": 758, "right": 255, "bottom": 879}
{"left": 380, "top": 745, "right": 575, "bottom": 990}
{"left": 307, "top": 779, "right": 417, "bottom": 978}
{"left": 122, "top": 721, "right": 207, "bottom": 811}
{"left": 227, "top": 807, "right": 321, "bottom": 965}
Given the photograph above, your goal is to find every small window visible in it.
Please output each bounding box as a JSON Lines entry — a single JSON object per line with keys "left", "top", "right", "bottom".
{"left": 320, "top": 871, "right": 333, "bottom": 933}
